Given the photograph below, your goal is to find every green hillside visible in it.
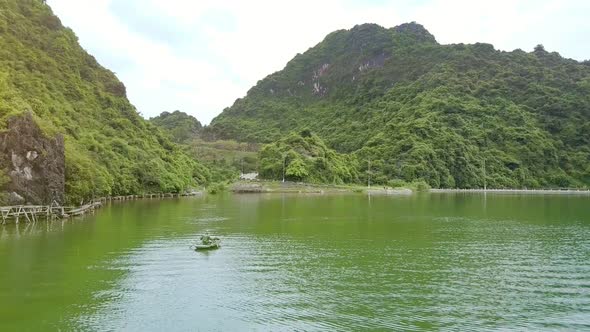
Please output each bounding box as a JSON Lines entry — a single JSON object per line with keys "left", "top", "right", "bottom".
{"left": 258, "top": 130, "right": 358, "bottom": 184}
{"left": 150, "top": 110, "right": 202, "bottom": 144}
{"left": 0, "top": 0, "right": 209, "bottom": 203}
{"left": 209, "top": 23, "right": 590, "bottom": 188}
{"left": 149, "top": 110, "right": 260, "bottom": 184}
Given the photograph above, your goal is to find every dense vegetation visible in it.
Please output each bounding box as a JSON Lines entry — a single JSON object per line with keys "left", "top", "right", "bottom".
{"left": 180, "top": 138, "right": 258, "bottom": 185}
{"left": 0, "top": 0, "right": 209, "bottom": 203}
{"left": 150, "top": 111, "right": 259, "bottom": 184}
{"left": 149, "top": 110, "right": 202, "bottom": 144}
{"left": 2, "top": 0, "right": 588, "bottom": 198}
{"left": 210, "top": 23, "right": 590, "bottom": 188}
{"left": 258, "top": 130, "right": 358, "bottom": 184}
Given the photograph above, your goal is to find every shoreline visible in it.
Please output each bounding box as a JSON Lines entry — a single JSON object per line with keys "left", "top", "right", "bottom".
{"left": 3, "top": 186, "right": 587, "bottom": 224}
{"left": 430, "top": 188, "right": 590, "bottom": 195}
{"left": 229, "top": 181, "right": 360, "bottom": 194}
{"left": 229, "top": 181, "right": 590, "bottom": 196}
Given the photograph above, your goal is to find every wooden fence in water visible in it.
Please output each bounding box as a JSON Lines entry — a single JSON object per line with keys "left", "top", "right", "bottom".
{"left": 0, "top": 191, "right": 201, "bottom": 224}
{"left": 97, "top": 192, "right": 194, "bottom": 201}
{"left": 0, "top": 201, "right": 102, "bottom": 224}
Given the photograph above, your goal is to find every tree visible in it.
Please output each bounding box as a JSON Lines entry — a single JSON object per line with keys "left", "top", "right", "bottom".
{"left": 286, "top": 158, "right": 308, "bottom": 181}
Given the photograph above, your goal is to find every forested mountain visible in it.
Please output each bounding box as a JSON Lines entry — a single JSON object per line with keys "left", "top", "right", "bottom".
{"left": 1, "top": 0, "right": 588, "bottom": 199}
{"left": 150, "top": 110, "right": 202, "bottom": 144}
{"left": 209, "top": 22, "right": 590, "bottom": 188}
{"left": 0, "top": 0, "right": 209, "bottom": 204}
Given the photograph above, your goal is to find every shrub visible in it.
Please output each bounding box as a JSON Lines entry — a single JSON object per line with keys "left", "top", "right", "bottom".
{"left": 411, "top": 180, "right": 431, "bottom": 192}
{"left": 207, "top": 182, "right": 227, "bottom": 195}
{"left": 387, "top": 178, "right": 408, "bottom": 188}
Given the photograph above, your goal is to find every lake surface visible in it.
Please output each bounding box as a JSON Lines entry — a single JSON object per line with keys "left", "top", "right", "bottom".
{"left": 1, "top": 193, "right": 589, "bottom": 331}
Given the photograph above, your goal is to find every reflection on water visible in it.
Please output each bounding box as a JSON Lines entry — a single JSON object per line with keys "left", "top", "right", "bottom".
{"left": 1, "top": 194, "right": 589, "bottom": 330}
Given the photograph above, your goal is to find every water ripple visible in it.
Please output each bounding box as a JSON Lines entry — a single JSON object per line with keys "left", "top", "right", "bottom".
{"left": 75, "top": 196, "right": 590, "bottom": 331}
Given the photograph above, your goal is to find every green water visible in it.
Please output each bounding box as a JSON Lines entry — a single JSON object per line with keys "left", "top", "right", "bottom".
{"left": 0, "top": 193, "right": 589, "bottom": 331}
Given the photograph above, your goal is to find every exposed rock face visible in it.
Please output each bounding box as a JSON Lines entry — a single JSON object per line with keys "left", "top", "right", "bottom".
{"left": 312, "top": 63, "right": 330, "bottom": 96}
{"left": 358, "top": 52, "right": 388, "bottom": 72}
{"left": 0, "top": 113, "right": 65, "bottom": 205}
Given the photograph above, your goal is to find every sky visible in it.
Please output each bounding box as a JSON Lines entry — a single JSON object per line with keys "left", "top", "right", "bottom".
{"left": 47, "top": 0, "right": 590, "bottom": 124}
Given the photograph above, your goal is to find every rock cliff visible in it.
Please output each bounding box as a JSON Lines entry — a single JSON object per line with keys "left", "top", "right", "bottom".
{"left": 0, "top": 113, "right": 65, "bottom": 205}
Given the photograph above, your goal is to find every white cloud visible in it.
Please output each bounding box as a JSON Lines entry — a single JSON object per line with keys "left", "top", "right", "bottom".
{"left": 47, "top": 0, "right": 589, "bottom": 124}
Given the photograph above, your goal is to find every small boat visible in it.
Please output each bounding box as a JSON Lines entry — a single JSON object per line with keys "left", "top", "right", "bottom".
{"left": 192, "top": 233, "right": 221, "bottom": 250}
{"left": 193, "top": 239, "right": 221, "bottom": 250}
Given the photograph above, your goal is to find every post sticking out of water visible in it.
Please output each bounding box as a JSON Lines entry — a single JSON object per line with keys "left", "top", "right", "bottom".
{"left": 482, "top": 121, "right": 487, "bottom": 191}
{"left": 368, "top": 158, "right": 371, "bottom": 189}
{"left": 282, "top": 154, "right": 286, "bottom": 183}
{"left": 483, "top": 157, "right": 487, "bottom": 191}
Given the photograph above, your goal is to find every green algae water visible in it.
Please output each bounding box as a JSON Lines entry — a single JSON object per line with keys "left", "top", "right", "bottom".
{"left": 0, "top": 193, "right": 589, "bottom": 331}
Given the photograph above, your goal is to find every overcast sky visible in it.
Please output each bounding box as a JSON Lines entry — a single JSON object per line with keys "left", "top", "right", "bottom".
{"left": 47, "top": 0, "right": 590, "bottom": 124}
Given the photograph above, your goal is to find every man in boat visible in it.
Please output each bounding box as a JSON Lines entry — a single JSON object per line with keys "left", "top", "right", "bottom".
{"left": 201, "top": 231, "right": 212, "bottom": 245}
